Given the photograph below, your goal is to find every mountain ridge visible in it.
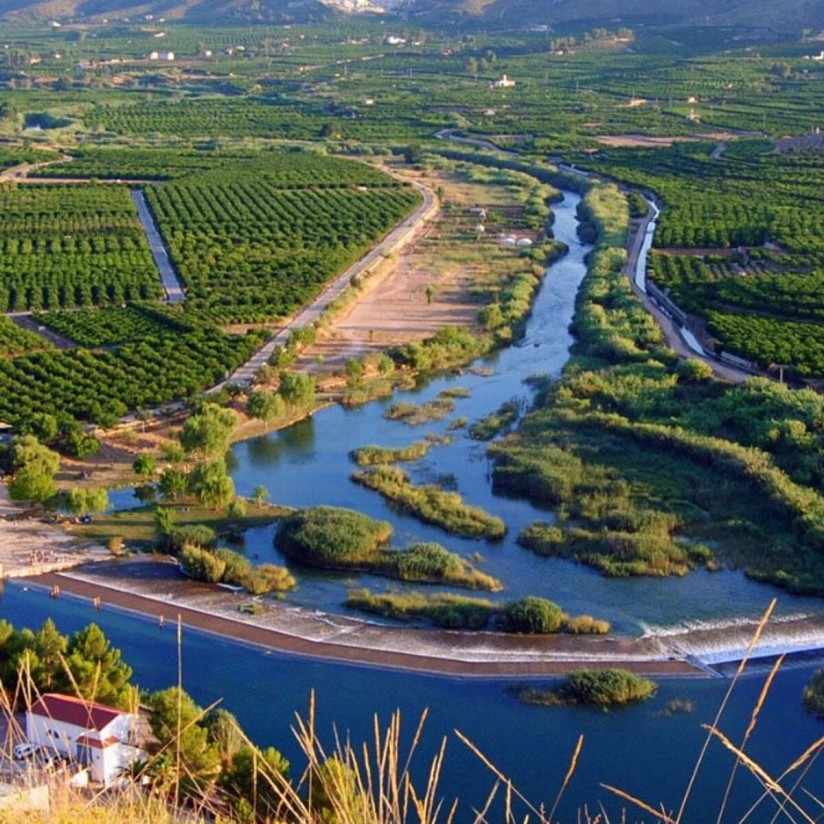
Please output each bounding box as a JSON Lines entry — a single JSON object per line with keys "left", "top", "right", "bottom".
{"left": 1, "top": 0, "right": 822, "bottom": 32}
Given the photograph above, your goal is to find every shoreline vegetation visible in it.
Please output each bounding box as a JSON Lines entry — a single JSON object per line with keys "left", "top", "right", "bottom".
{"left": 351, "top": 466, "right": 507, "bottom": 540}
{"left": 486, "top": 172, "right": 824, "bottom": 594}
{"left": 345, "top": 589, "right": 611, "bottom": 634}
{"left": 350, "top": 437, "right": 448, "bottom": 466}
{"left": 519, "top": 669, "right": 658, "bottom": 708}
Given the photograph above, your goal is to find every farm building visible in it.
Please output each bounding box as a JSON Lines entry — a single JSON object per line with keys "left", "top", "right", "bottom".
{"left": 26, "top": 694, "right": 145, "bottom": 787}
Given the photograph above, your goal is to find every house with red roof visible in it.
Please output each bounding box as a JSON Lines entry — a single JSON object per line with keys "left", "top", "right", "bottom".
{"left": 25, "top": 694, "right": 145, "bottom": 786}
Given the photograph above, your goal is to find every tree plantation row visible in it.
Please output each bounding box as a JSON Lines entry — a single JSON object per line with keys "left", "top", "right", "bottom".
{"left": 0, "top": 328, "right": 259, "bottom": 426}
{"left": 143, "top": 165, "right": 420, "bottom": 322}
{"left": 577, "top": 142, "right": 824, "bottom": 377}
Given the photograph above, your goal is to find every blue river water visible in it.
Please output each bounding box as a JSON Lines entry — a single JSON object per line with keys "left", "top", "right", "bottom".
{"left": 2, "top": 580, "right": 822, "bottom": 822}
{"left": 9, "top": 191, "right": 824, "bottom": 819}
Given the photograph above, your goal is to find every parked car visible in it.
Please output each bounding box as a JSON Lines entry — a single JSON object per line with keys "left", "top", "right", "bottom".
{"left": 13, "top": 742, "right": 41, "bottom": 760}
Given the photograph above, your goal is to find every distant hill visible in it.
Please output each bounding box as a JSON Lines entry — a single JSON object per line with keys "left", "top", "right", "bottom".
{"left": 398, "top": 0, "right": 824, "bottom": 33}
{"left": 0, "top": 0, "right": 332, "bottom": 23}
{"left": 1, "top": 0, "right": 822, "bottom": 32}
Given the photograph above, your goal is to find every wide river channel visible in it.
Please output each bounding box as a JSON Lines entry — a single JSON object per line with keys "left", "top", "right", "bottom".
{"left": 4, "top": 192, "right": 824, "bottom": 820}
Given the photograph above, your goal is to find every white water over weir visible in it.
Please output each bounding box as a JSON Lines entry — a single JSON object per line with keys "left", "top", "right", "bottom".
{"left": 643, "top": 612, "right": 824, "bottom": 670}
{"left": 131, "top": 189, "right": 186, "bottom": 304}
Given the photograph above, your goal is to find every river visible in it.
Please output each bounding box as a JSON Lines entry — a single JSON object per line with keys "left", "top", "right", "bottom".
{"left": 224, "top": 192, "right": 824, "bottom": 659}
{"left": 7, "top": 191, "right": 824, "bottom": 819}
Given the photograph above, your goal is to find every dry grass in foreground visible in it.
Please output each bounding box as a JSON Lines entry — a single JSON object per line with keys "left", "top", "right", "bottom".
{"left": 1, "top": 600, "right": 822, "bottom": 823}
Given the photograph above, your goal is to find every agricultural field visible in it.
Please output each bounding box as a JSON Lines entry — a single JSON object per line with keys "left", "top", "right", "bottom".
{"left": 26, "top": 147, "right": 235, "bottom": 181}
{"left": 34, "top": 305, "right": 197, "bottom": 348}
{"left": 578, "top": 142, "right": 824, "bottom": 376}
{"left": 0, "top": 327, "right": 260, "bottom": 426}
{"left": 0, "top": 143, "right": 59, "bottom": 169}
{"left": 144, "top": 154, "right": 421, "bottom": 322}
{"left": 0, "top": 15, "right": 824, "bottom": 427}
{"left": 0, "top": 316, "right": 52, "bottom": 358}
{"left": 0, "top": 184, "right": 163, "bottom": 311}
{"left": 81, "top": 97, "right": 433, "bottom": 143}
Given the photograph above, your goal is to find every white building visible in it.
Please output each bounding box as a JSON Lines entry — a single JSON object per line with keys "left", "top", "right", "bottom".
{"left": 493, "top": 74, "right": 516, "bottom": 88}
{"left": 26, "top": 694, "right": 145, "bottom": 787}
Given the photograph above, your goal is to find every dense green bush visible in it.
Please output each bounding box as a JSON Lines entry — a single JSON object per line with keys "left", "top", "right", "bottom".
{"left": 521, "top": 669, "right": 657, "bottom": 707}
{"left": 276, "top": 506, "right": 393, "bottom": 565}
{"left": 501, "top": 597, "right": 564, "bottom": 634}
{"left": 562, "top": 669, "right": 657, "bottom": 706}
{"left": 802, "top": 668, "right": 824, "bottom": 718}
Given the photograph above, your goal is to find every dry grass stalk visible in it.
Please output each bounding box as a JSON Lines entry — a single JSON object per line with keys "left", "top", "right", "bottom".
{"left": 455, "top": 728, "right": 545, "bottom": 822}
{"left": 675, "top": 598, "right": 776, "bottom": 822}
{"left": 291, "top": 692, "right": 454, "bottom": 824}
{"left": 739, "top": 734, "right": 824, "bottom": 824}
{"left": 599, "top": 784, "right": 676, "bottom": 823}
{"left": 715, "top": 653, "right": 786, "bottom": 823}
{"left": 547, "top": 734, "right": 584, "bottom": 823}
{"left": 702, "top": 725, "right": 817, "bottom": 823}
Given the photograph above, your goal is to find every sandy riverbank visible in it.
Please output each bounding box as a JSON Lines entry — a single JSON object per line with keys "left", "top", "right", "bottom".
{"left": 25, "top": 558, "right": 705, "bottom": 679}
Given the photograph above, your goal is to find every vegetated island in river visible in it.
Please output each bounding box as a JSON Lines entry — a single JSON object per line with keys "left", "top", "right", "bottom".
{"left": 519, "top": 669, "right": 658, "bottom": 708}
{"left": 275, "top": 505, "right": 503, "bottom": 590}
{"left": 345, "top": 590, "right": 611, "bottom": 634}
{"left": 351, "top": 466, "right": 507, "bottom": 540}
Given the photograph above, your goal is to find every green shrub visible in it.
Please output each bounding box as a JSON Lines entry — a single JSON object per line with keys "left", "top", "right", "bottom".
{"left": 180, "top": 544, "right": 227, "bottom": 583}
{"left": 501, "top": 597, "right": 564, "bottom": 634}
{"left": 561, "top": 669, "right": 657, "bottom": 706}
{"left": 803, "top": 668, "right": 824, "bottom": 718}
{"left": 276, "top": 506, "right": 393, "bottom": 566}
{"left": 166, "top": 524, "right": 217, "bottom": 554}
{"left": 242, "top": 563, "right": 296, "bottom": 595}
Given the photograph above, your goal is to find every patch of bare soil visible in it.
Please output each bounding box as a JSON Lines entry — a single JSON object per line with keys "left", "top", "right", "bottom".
{"left": 295, "top": 244, "right": 483, "bottom": 373}
{"left": 293, "top": 164, "right": 524, "bottom": 373}
{"left": 594, "top": 132, "right": 743, "bottom": 148}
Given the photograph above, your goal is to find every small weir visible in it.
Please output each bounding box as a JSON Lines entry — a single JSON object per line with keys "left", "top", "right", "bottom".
{"left": 642, "top": 612, "right": 824, "bottom": 673}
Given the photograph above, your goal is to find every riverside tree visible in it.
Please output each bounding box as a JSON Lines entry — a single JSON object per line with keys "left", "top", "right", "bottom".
{"left": 57, "top": 623, "right": 135, "bottom": 709}
{"left": 247, "top": 390, "right": 285, "bottom": 423}
{"left": 1, "top": 619, "right": 135, "bottom": 709}
{"left": 180, "top": 403, "right": 237, "bottom": 458}
{"left": 8, "top": 434, "right": 60, "bottom": 503}
{"left": 278, "top": 372, "right": 316, "bottom": 410}
{"left": 64, "top": 486, "right": 110, "bottom": 517}
{"left": 190, "top": 459, "right": 235, "bottom": 509}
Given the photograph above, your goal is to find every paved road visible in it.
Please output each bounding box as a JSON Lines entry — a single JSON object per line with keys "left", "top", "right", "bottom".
{"left": 218, "top": 172, "right": 439, "bottom": 389}
{"left": 131, "top": 189, "right": 186, "bottom": 304}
